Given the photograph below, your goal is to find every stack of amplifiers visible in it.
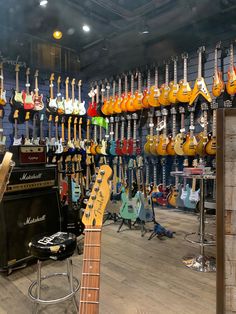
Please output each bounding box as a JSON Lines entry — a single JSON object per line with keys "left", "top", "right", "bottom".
{"left": 0, "top": 165, "right": 61, "bottom": 271}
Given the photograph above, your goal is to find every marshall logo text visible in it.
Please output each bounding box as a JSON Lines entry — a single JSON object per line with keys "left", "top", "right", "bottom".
{"left": 20, "top": 173, "right": 43, "bottom": 181}
{"left": 23, "top": 214, "right": 46, "bottom": 226}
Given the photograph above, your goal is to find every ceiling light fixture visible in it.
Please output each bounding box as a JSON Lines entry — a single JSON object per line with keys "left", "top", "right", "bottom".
{"left": 39, "top": 0, "right": 48, "bottom": 7}
{"left": 82, "top": 24, "right": 90, "bottom": 32}
{"left": 53, "top": 30, "right": 63, "bottom": 40}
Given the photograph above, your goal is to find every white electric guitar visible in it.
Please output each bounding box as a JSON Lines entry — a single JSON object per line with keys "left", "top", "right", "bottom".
{"left": 64, "top": 77, "right": 73, "bottom": 115}
{"left": 78, "top": 80, "right": 86, "bottom": 115}
{"left": 71, "top": 78, "right": 79, "bottom": 115}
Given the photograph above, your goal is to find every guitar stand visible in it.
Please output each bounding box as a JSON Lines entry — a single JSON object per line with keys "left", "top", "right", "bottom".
{"left": 133, "top": 219, "right": 148, "bottom": 237}
{"left": 117, "top": 219, "right": 132, "bottom": 233}
{"left": 103, "top": 212, "right": 120, "bottom": 225}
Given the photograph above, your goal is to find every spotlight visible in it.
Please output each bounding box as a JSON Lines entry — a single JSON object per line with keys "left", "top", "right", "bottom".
{"left": 82, "top": 24, "right": 90, "bottom": 32}
{"left": 53, "top": 30, "right": 63, "bottom": 40}
{"left": 39, "top": 0, "right": 48, "bottom": 7}
{"left": 142, "top": 26, "right": 150, "bottom": 34}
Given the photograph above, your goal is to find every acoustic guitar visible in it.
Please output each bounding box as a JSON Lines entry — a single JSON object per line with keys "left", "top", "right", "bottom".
{"left": 148, "top": 67, "right": 160, "bottom": 107}
{"left": 156, "top": 109, "right": 169, "bottom": 155}
{"left": 0, "top": 63, "right": 6, "bottom": 106}
{"left": 189, "top": 46, "right": 212, "bottom": 105}
{"left": 133, "top": 71, "right": 143, "bottom": 111}
{"left": 182, "top": 107, "right": 197, "bottom": 156}
{"left": 176, "top": 53, "right": 192, "bottom": 103}
{"left": 79, "top": 165, "right": 112, "bottom": 314}
{"left": 159, "top": 62, "right": 171, "bottom": 107}
{"left": 212, "top": 42, "right": 225, "bottom": 97}
{"left": 33, "top": 70, "right": 44, "bottom": 111}
{"left": 226, "top": 41, "right": 236, "bottom": 96}
{"left": 11, "top": 64, "right": 23, "bottom": 109}
{"left": 174, "top": 106, "right": 186, "bottom": 155}
{"left": 168, "top": 56, "right": 179, "bottom": 104}
{"left": 48, "top": 73, "right": 58, "bottom": 112}
{"left": 22, "top": 68, "right": 34, "bottom": 110}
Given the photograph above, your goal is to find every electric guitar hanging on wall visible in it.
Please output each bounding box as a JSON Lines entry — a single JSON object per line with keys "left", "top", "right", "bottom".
{"left": 156, "top": 158, "right": 171, "bottom": 207}
{"left": 159, "top": 61, "right": 171, "bottom": 106}
{"left": 226, "top": 41, "right": 236, "bottom": 96}
{"left": 196, "top": 103, "right": 208, "bottom": 156}
{"left": 56, "top": 76, "right": 65, "bottom": 115}
{"left": 0, "top": 63, "right": 6, "bottom": 106}
{"left": 71, "top": 78, "right": 79, "bottom": 115}
{"left": 11, "top": 64, "right": 23, "bottom": 109}
{"left": 64, "top": 77, "right": 73, "bottom": 115}
{"left": 120, "top": 74, "right": 128, "bottom": 112}
{"left": 133, "top": 71, "right": 143, "bottom": 111}
{"left": 79, "top": 165, "right": 112, "bottom": 314}
{"left": 126, "top": 72, "right": 136, "bottom": 112}
{"left": 48, "top": 73, "right": 58, "bottom": 112}
{"left": 12, "top": 110, "right": 22, "bottom": 146}
{"left": 166, "top": 107, "right": 177, "bottom": 156}
{"left": 156, "top": 109, "right": 169, "bottom": 155}
{"left": 113, "top": 76, "right": 122, "bottom": 114}
{"left": 189, "top": 46, "right": 212, "bottom": 105}
{"left": 148, "top": 66, "right": 160, "bottom": 107}
{"left": 168, "top": 56, "right": 179, "bottom": 104}
{"left": 24, "top": 112, "right": 32, "bottom": 145}
{"left": 78, "top": 80, "right": 86, "bottom": 115}
{"left": 205, "top": 103, "right": 217, "bottom": 156}
{"left": 176, "top": 53, "right": 192, "bottom": 103}
{"left": 0, "top": 109, "right": 6, "bottom": 153}
{"left": 33, "top": 70, "right": 44, "bottom": 111}
{"left": 174, "top": 106, "right": 186, "bottom": 155}
{"left": 22, "top": 68, "right": 34, "bottom": 110}
{"left": 182, "top": 107, "right": 197, "bottom": 156}
{"left": 212, "top": 42, "right": 225, "bottom": 97}
{"left": 142, "top": 67, "right": 151, "bottom": 108}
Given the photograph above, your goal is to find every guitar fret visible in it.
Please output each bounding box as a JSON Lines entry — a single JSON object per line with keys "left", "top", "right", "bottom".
{"left": 80, "top": 301, "right": 99, "bottom": 304}
{"left": 82, "top": 273, "right": 100, "bottom": 276}
{"left": 81, "top": 287, "right": 100, "bottom": 290}
{"left": 83, "top": 259, "right": 101, "bottom": 261}
{"left": 84, "top": 244, "right": 101, "bottom": 247}
{"left": 85, "top": 229, "right": 102, "bottom": 232}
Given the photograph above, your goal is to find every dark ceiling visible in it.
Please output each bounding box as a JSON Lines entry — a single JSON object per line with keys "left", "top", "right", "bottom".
{"left": 0, "top": 0, "right": 236, "bottom": 79}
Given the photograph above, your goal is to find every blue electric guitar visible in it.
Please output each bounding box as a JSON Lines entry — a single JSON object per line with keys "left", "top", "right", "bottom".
{"left": 109, "top": 116, "right": 118, "bottom": 156}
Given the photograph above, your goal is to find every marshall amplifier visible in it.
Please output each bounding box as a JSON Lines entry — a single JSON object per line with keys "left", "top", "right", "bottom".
{"left": 0, "top": 188, "right": 61, "bottom": 270}
{"left": 6, "top": 165, "right": 58, "bottom": 193}
{"left": 10, "top": 145, "right": 47, "bottom": 166}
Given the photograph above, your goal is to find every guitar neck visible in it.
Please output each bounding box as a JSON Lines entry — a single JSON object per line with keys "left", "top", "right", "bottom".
{"left": 16, "top": 71, "right": 19, "bottom": 92}
{"left": 14, "top": 119, "right": 18, "bottom": 139}
{"left": 79, "top": 227, "right": 101, "bottom": 314}
{"left": 50, "top": 81, "right": 54, "bottom": 99}
{"left": 212, "top": 109, "right": 216, "bottom": 137}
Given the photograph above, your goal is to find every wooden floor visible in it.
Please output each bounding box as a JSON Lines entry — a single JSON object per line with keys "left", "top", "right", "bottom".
{"left": 0, "top": 208, "right": 216, "bottom": 314}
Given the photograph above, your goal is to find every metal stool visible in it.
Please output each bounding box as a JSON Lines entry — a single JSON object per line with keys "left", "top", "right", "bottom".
{"left": 28, "top": 232, "right": 80, "bottom": 314}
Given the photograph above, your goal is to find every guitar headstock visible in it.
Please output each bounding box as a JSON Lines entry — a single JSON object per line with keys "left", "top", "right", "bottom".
{"left": 79, "top": 117, "right": 83, "bottom": 125}
{"left": 109, "top": 116, "right": 114, "bottom": 123}
{"left": 78, "top": 79, "right": 82, "bottom": 87}
{"left": 74, "top": 117, "right": 78, "bottom": 125}
{"left": 197, "top": 46, "right": 205, "bottom": 54}
{"left": 65, "top": 77, "right": 69, "bottom": 85}
{"left": 48, "top": 114, "right": 52, "bottom": 122}
{"left": 34, "top": 70, "right": 39, "bottom": 78}
{"left": 170, "top": 107, "right": 177, "bottom": 115}
{"left": 181, "top": 52, "right": 188, "bottom": 60}
{"left": 132, "top": 113, "right": 138, "bottom": 120}
{"left": 179, "top": 106, "right": 185, "bottom": 114}
{"left": 61, "top": 116, "right": 66, "bottom": 124}
{"left": 13, "top": 110, "right": 19, "bottom": 119}
{"left": 171, "top": 56, "right": 178, "bottom": 62}
{"left": 82, "top": 165, "right": 112, "bottom": 227}
{"left": 55, "top": 115, "right": 59, "bottom": 123}
{"left": 87, "top": 119, "right": 91, "bottom": 126}
{"left": 68, "top": 116, "right": 72, "bottom": 124}
{"left": 137, "top": 155, "right": 143, "bottom": 168}
{"left": 50, "top": 73, "right": 54, "bottom": 82}
{"left": 26, "top": 67, "right": 30, "bottom": 76}
{"left": 57, "top": 76, "right": 61, "bottom": 84}
{"left": 25, "top": 112, "right": 30, "bottom": 121}
{"left": 193, "top": 159, "right": 198, "bottom": 168}
{"left": 71, "top": 78, "right": 75, "bottom": 86}
{"left": 15, "top": 64, "right": 20, "bottom": 72}
{"left": 155, "top": 109, "right": 161, "bottom": 117}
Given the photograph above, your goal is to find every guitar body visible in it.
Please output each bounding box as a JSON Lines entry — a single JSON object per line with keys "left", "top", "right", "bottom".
{"left": 167, "top": 187, "right": 178, "bottom": 207}
{"left": 115, "top": 139, "right": 123, "bottom": 156}
{"left": 72, "top": 100, "right": 80, "bottom": 115}
{"left": 113, "top": 97, "right": 122, "bottom": 114}
{"left": 226, "top": 68, "right": 236, "bottom": 95}
{"left": 166, "top": 137, "right": 176, "bottom": 156}
{"left": 64, "top": 99, "right": 73, "bottom": 115}
{"left": 212, "top": 71, "right": 225, "bottom": 97}
{"left": 55, "top": 140, "right": 63, "bottom": 154}
{"left": 48, "top": 98, "right": 58, "bottom": 112}
{"left": 126, "top": 94, "right": 136, "bottom": 112}
{"left": 34, "top": 95, "right": 44, "bottom": 111}
{"left": 184, "top": 185, "right": 198, "bottom": 209}
{"left": 137, "top": 192, "right": 153, "bottom": 222}
{"left": 142, "top": 90, "right": 150, "bottom": 108}
{"left": 176, "top": 82, "right": 192, "bottom": 103}
{"left": 156, "top": 184, "right": 170, "bottom": 207}
{"left": 168, "top": 83, "right": 179, "bottom": 104}
{"left": 196, "top": 133, "right": 208, "bottom": 156}
{"left": 158, "top": 86, "right": 170, "bottom": 106}
{"left": 14, "top": 91, "right": 24, "bottom": 105}
{"left": 135, "top": 139, "right": 142, "bottom": 155}
{"left": 85, "top": 140, "right": 91, "bottom": 154}
{"left": 189, "top": 77, "right": 212, "bottom": 105}
{"left": 120, "top": 95, "right": 128, "bottom": 112}
{"left": 175, "top": 183, "right": 185, "bottom": 208}
{"left": 107, "top": 97, "right": 115, "bottom": 115}
{"left": 148, "top": 86, "right": 160, "bottom": 107}
{"left": 150, "top": 137, "right": 159, "bottom": 156}
{"left": 121, "top": 138, "right": 129, "bottom": 155}
{"left": 101, "top": 99, "right": 110, "bottom": 115}
{"left": 109, "top": 140, "right": 117, "bottom": 156}
{"left": 71, "top": 179, "right": 81, "bottom": 203}
{"left": 205, "top": 135, "right": 216, "bottom": 156}
{"left": 87, "top": 101, "right": 98, "bottom": 117}
{"left": 174, "top": 133, "right": 185, "bottom": 155}
{"left": 182, "top": 134, "right": 197, "bottom": 156}
{"left": 156, "top": 135, "right": 168, "bottom": 156}
{"left": 189, "top": 189, "right": 200, "bottom": 203}
{"left": 144, "top": 135, "right": 152, "bottom": 155}
{"left": 127, "top": 138, "right": 134, "bottom": 156}
{"left": 119, "top": 187, "right": 139, "bottom": 221}
{"left": 90, "top": 141, "right": 98, "bottom": 155}
{"left": 57, "top": 99, "right": 65, "bottom": 115}
{"left": 78, "top": 101, "right": 86, "bottom": 115}
{"left": 133, "top": 92, "right": 143, "bottom": 111}
{"left": 22, "top": 91, "right": 35, "bottom": 110}
{"left": 0, "top": 91, "right": 7, "bottom": 106}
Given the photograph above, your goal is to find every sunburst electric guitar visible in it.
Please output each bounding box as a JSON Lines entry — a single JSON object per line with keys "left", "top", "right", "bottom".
{"left": 159, "top": 62, "right": 171, "bottom": 106}
{"left": 176, "top": 53, "right": 192, "bottom": 103}
{"left": 212, "top": 42, "right": 225, "bottom": 97}
{"left": 226, "top": 41, "right": 236, "bottom": 96}
{"left": 168, "top": 56, "right": 179, "bottom": 104}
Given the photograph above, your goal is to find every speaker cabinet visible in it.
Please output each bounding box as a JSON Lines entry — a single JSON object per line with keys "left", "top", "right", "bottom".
{"left": 0, "top": 188, "right": 61, "bottom": 270}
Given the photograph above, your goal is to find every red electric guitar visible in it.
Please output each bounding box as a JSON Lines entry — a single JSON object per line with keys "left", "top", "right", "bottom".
{"left": 156, "top": 158, "right": 171, "bottom": 207}
{"left": 87, "top": 84, "right": 98, "bottom": 117}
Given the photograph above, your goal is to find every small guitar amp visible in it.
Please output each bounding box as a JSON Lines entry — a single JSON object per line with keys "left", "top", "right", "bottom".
{"left": 10, "top": 145, "right": 47, "bottom": 166}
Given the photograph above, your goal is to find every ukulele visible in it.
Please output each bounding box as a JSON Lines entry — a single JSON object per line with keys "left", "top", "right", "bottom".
{"left": 101, "top": 81, "right": 110, "bottom": 115}
{"left": 56, "top": 76, "right": 65, "bottom": 115}
{"left": 168, "top": 56, "right": 179, "bottom": 104}
{"left": 126, "top": 73, "right": 136, "bottom": 112}
{"left": 39, "top": 114, "right": 46, "bottom": 145}
{"left": 132, "top": 113, "right": 141, "bottom": 155}
{"left": 205, "top": 103, "right": 217, "bottom": 156}
{"left": 159, "top": 61, "right": 171, "bottom": 106}
{"left": 142, "top": 68, "right": 151, "bottom": 108}
{"left": 156, "top": 109, "right": 169, "bottom": 155}
{"left": 24, "top": 112, "right": 32, "bottom": 145}
{"left": 12, "top": 110, "right": 22, "bottom": 146}
{"left": 113, "top": 76, "right": 122, "bottom": 114}
{"left": 156, "top": 158, "right": 171, "bottom": 207}
{"left": 174, "top": 106, "right": 186, "bottom": 155}
{"left": 182, "top": 107, "right": 197, "bottom": 156}
{"left": 148, "top": 66, "right": 160, "bottom": 107}
{"left": 176, "top": 53, "right": 192, "bottom": 103}
{"left": 64, "top": 77, "right": 73, "bottom": 115}
{"left": 0, "top": 63, "right": 6, "bottom": 106}
{"left": 120, "top": 74, "right": 128, "bottom": 112}
{"left": 71, "top": 78, "right": 79, "bottom": 115}
{"left": 79, "top": 165, "right": 112, "bottom": 314}
{"left": 190, "top": 46, "right": 212, "bottom": 105}
{"left": 226, "top": 41, "right": 236, "bottom": 96}
{"left": 109, "top": 116, "right": 119, "bottom": 156}
{"left": 22, "top": 68, "right": 34, "bottom": 110}
{"left": 54, "top": 115, "right": 63, "bottom": 154}
{"left": 87, "top": 84, "right": 98, "bottom": 117}
{"left": 133, "top": 71, "right": 143, "bottom": 111}
{"left": 196, "top": 103, "right": 208, "bottom": 156}
{"left": 77, "top": 80, "right": 86, "bottom": 115}
{"left": 166, "top": 107, "right": 177, "bottom": 156}
{"left": 212, "top": 42, "right": 225, "bottom": 97}
{"left": 33, "top": 70, "right": 44, "bottom": 111}
{"left": 115, "top": 116, "right": 125, "bottom": 155}
{"left": 48, "top": 73, "right": 58, "bottom": 112}
{"left": 119, "top": 158, "right": 142, "bottom": 221}
{"left": 11, "top": 64, "right": 23, "bottom": 108}
{"left": 144, "top": 111, "right": 154, "bottom": 155}
{"left": 0, "top": 109, "right": 6, "bottom": 153}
